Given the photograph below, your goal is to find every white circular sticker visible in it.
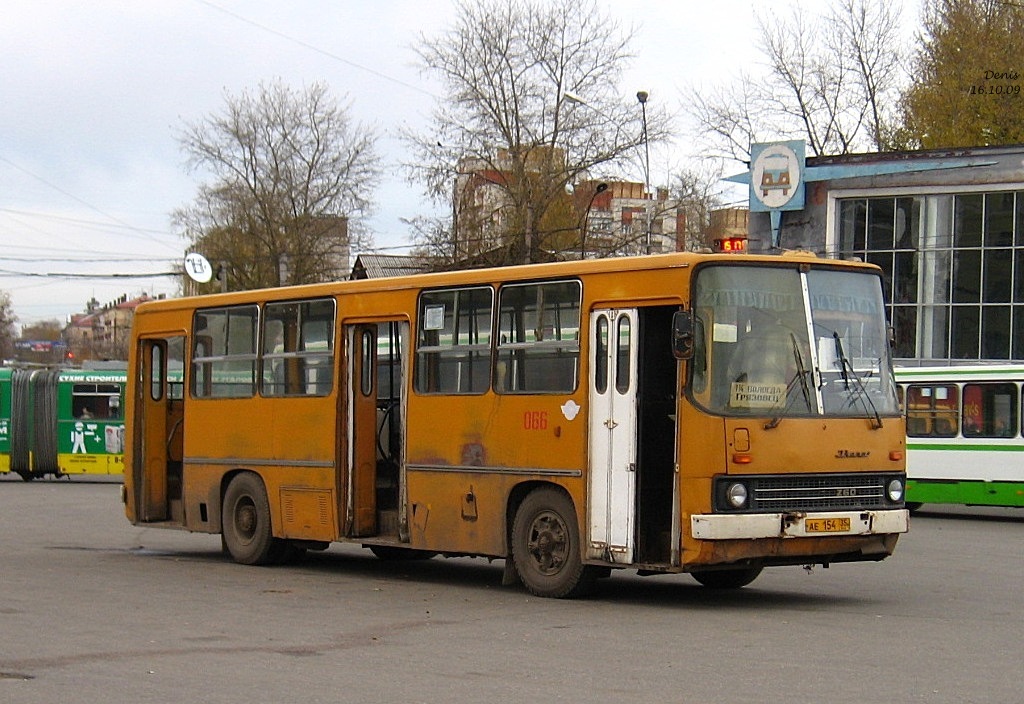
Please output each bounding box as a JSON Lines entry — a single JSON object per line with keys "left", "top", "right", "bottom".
{"left": 184, "top": 252, "right": 214, "bottom": 283}
{"left": 751, "top": 143, "right": 801, "bottom": 209}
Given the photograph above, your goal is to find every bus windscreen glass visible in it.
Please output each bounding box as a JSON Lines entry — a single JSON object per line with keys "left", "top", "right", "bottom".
{"left": 692, "top": 264, "right": 900, "bottom": 419}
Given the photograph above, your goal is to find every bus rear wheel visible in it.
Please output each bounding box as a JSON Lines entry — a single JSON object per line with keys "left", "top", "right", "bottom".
{"left": 222, "top": 472, "right": 281, "bottom": 566}
{"left": 512, "top": 488, "right": 596, "bottom": 599}
{"left": 690, "top": 566, "right": 763, "bottom": 589}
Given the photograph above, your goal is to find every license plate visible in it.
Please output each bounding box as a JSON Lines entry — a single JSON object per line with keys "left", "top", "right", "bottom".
{"left": 805, "top": 517, "right": 851, "bottom": 533}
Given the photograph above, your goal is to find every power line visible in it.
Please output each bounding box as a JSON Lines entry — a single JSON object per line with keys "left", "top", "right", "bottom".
{"left": 195, "top": 0, "right": 439, "bottom": 99}
{"left": 0, "top": 207, "right": 174, "bottom": 235}
{"left": 0, "top": 155, "right": 181, "bottom": 251}
{"left": 0, "top": 256, "right": 175, "bottom": 264}
{"left": 0, "top": 269, "right": 180, "bottom": 280}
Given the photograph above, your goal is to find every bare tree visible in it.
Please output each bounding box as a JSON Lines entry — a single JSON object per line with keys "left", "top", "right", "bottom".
{"left": 175, "top": 80, "right": 381, "bottom": 290}
{"left": 406, "top": 0, "right": 671, "bottom": 266}
{"left": 834, "top": 0, "right": 904, "bottom": 150}
{"left": 688, "top": 0, "right": 904, "bottom": 160}
{"left": 671, "top": 163, "right": 726, "bottom": 251}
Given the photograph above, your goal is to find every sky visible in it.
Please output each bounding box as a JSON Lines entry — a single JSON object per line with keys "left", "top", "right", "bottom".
{"left": 0, "top": 0, "right": 918, "bottom": 330}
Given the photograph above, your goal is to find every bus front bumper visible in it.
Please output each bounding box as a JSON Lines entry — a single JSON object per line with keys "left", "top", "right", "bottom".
{"left": 691, "top": 509, "right": 909, "bottom": 540}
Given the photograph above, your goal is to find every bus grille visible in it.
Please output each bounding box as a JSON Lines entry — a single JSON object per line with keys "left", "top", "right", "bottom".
{"left": 716, "top": 473, "right": 900, "bottom": 513}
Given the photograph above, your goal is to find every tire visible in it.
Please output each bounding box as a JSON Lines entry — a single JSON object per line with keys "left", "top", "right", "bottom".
{"left": 221, "top": 472, "right": 280, "bottom": 566}
{"left": 511, "top": 488, "right": 596, "bottom": 599}
{"left": 690, "top": 566, "right": 763, "bottom": 589}
{"left": 368, "top": 545, "right": 437, "bottom": 561}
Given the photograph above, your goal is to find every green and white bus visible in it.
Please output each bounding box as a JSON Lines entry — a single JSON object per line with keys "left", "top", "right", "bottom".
{"left": 896, "top": 364, "right": 1024, "bottom": 509}
{"left": 0, "top": 367, "right": 127, "bottom": 480}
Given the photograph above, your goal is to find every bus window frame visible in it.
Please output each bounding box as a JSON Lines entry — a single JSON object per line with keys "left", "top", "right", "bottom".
{"left": 190, "top": 304, "right": 260, "bottom": 399}
{"left": 260, "top": 297, "right": 336, "bottom": 397}
{"left": 962, "top": 382, "right": 1018, "bottom": 438}
{"left": 414, "top": 285, "right": 494, "bottom": 395}
{"left": 72, "top": 382, "right": 123, "bottom": 420}
{"left": 495, "top": 279, "right": 582, "bottom": 395}
{"left": 905, "top": 384, "right": 959, "bottom": 437}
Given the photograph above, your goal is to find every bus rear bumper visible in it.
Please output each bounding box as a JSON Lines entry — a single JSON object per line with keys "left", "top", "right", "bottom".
{"left": 691, "top": 509, "right": 909, "bottom": 540}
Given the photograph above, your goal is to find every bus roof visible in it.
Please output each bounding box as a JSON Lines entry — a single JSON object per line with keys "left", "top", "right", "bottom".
{"left": 895, "top": 364, "right": 1024, "bottom": 381}
{"left": 138, "top": 251, "right": 880, "bottom": 315}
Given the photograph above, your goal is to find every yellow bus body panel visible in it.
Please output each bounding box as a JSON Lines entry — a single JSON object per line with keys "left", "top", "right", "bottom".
{"left": 122, "top": 253, "right": 906, "bottom": 576}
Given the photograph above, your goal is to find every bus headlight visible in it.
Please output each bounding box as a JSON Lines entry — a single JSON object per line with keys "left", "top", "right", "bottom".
{"left": 887, "top": 478, "right": 904, "bottom": 503}
{"left": 725, "top": 482, "right": 749, "bottom": 509}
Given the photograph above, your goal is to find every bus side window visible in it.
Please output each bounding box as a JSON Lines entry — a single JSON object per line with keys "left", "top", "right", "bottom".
{"left": 931, "top": 385, "right": 959, "bottom": 437}
{"left": 72, "top": 383, "right": 121, "bottom": 420}
{"left": 495, "top": 280, "right": 580, "bottom": 394}
{"left": 415, "top": 287, "right": 492, "bottom": 395}
{"left": 906, "top": 384, "right": 958, "bottom": 437}
{"left": 905, "top": 411, "right": 929, "bottom": 436}
{"left": 963, "top": 383, "right": 1018, "bottom": 438}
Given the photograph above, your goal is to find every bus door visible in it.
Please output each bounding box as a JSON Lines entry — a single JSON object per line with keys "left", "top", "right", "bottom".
{"left": 134, "top": 336, "right": 185, "bottom": 522}
{"left": 587, "top": 309, "right": 639, "bottom": 564}
{"left": 588, "top": 306, "right": 679, "bottom": 566}
{"left": 348, "top": 324, "right": 378, "bottom": 537}
{"left": 346, "top": 321, "right": 407, "bottom": 539}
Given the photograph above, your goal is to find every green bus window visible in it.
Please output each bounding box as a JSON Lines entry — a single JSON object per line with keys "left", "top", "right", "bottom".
{"left": 963, "top": 383, "right": 1018, "bottom": 438}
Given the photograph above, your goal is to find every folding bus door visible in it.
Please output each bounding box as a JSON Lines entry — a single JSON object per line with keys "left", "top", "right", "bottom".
{"left": 587, "top": 309, "right": 639, "bottom": 564}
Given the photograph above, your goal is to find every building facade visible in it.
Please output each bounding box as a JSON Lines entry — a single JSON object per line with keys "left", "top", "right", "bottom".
{"left": 64, "top": 293, "right": 160, "bottom": 362}
{"left": 745, "top": 144, "right": 1024, "bottom": 363}
{"left": 454, "top": 151, "right": 686, "bottom": 260}
{"left": 578, "top": 180, "right": 684, "bottom": 256}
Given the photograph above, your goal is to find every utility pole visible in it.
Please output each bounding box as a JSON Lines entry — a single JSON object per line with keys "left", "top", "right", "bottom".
{"left": 637, "top": 90, "right": 652, "bottom": 255}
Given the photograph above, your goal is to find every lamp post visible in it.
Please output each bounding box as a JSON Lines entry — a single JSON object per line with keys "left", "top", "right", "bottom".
{"left": 579, "top": 182, "right": 608, "bottom": 259}
{"left": 636, "top": 90, "right": 652, "bottom": 255}
{"left": 563, "top": 89, "right": 655, "bottom": 256}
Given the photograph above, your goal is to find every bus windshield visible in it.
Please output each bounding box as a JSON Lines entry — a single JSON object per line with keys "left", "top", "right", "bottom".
{"left": 691, "top": 264, "right": 900, "bottom": 421}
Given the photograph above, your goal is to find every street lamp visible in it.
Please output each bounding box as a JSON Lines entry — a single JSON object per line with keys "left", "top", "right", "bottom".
{"left": 636, "top": 90, "right": 652, "bottom": 254}
{"left": 579, "top": 182, "right": 608, "bottom": 259}
{"left": 563, "top": 89, "right": 655, "bottom": 255}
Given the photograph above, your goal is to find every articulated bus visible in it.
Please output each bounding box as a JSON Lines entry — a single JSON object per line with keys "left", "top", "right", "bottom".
{"left": 123, "top": 252, "right": 909, "bottom": 598}
{"left": 896, "top": 364, "right": 1024, "bottom": 509}
{"left": 0, "top": 367, "right": 127, "bottom": 480}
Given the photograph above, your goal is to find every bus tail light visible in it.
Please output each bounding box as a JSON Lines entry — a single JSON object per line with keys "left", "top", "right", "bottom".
{"left": 732, "top": 453, "right": 753, "bottom": 464}
{"left": 889, "top": 450, "right": 904, "bottom": 461}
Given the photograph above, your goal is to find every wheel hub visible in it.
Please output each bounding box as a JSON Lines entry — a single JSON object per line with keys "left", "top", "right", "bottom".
{"left": 529, "top": 513, "right": 567, "bottom": 574}
{"left": 236, "top": 503, "right": 257, "bottom": 537}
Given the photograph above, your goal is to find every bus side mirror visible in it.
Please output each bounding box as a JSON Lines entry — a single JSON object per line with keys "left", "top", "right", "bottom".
{"left": 671, "top": 310, "right": 694, "bottom": 360}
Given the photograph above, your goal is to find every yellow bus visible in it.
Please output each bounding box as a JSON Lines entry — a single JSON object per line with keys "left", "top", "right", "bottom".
{"left": 123, "top": 252, "right": 909, "bottom": 597}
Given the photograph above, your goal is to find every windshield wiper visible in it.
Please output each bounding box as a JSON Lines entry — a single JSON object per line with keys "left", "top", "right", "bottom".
{"left": 764, "top": 334, "right": 814, "bottom": 430}
{"left": 832, "top": 332, "right": 883, "bottom": 429}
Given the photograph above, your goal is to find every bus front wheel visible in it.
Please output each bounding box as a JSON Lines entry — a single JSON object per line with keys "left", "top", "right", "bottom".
{"left": 222, "top": 472, "right": 280, "bottom": 566}
{"left": 511, "top": 488, "right": 596, "bottom": 599}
